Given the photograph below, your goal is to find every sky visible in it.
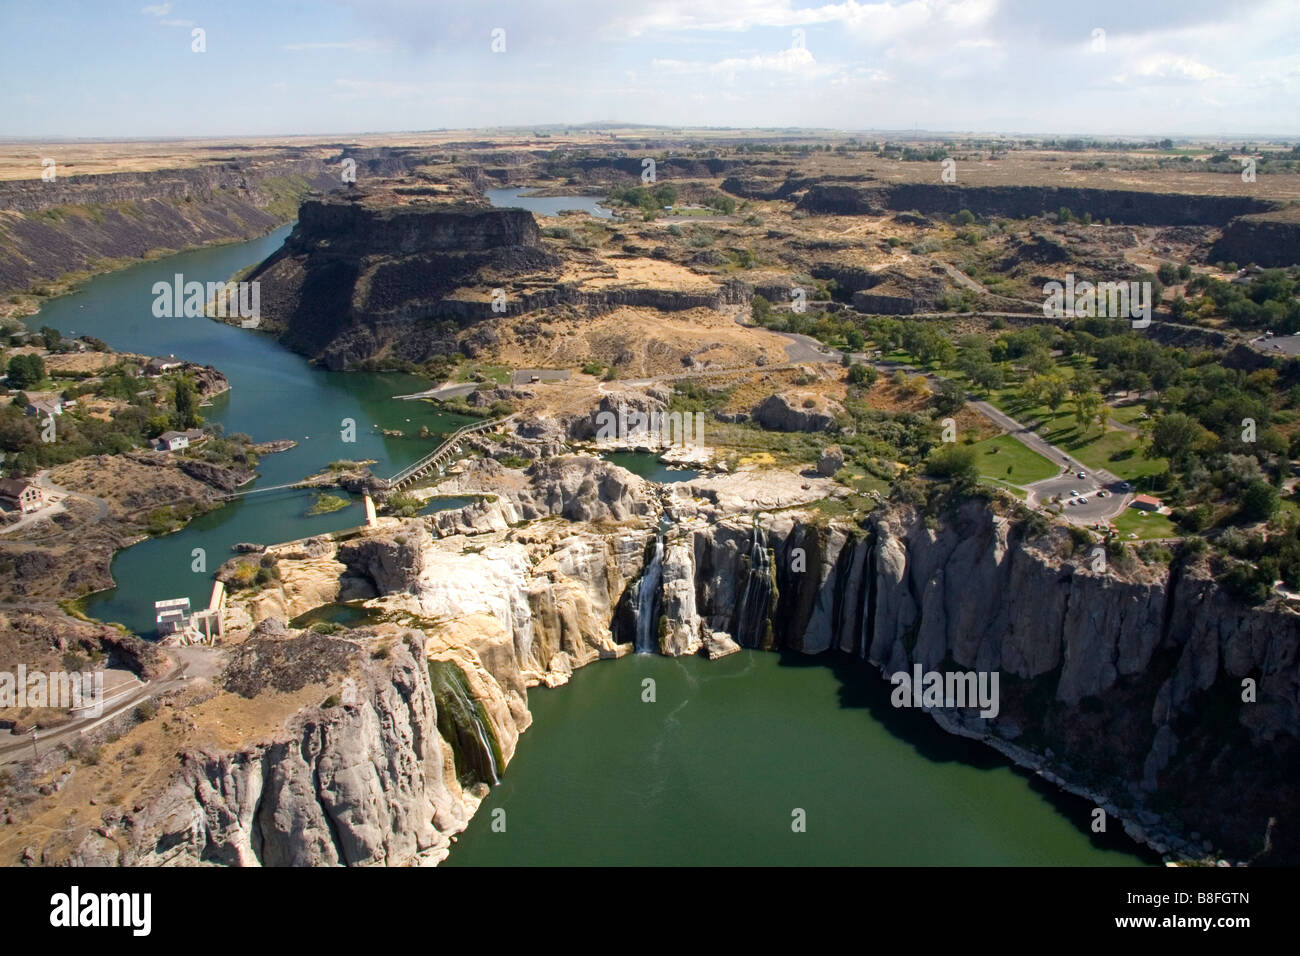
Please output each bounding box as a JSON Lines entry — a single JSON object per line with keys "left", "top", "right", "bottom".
{"left": 1, "top": 0, "right": 1297, "bottom": 139}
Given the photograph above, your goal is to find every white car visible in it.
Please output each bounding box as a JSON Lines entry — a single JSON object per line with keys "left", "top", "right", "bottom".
{"left": 1069, "top": 489, "right": 1078, "bottom": 497}
{"left": 1079, "top": 497, "right": 1088, "bottom": 504}
{"left": 1077, "top": 471, "right": 1087, "bottom": 479}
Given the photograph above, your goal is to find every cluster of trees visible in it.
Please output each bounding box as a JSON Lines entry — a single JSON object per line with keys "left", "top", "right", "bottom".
{"left": 607, "top": 183, "right": 678, "bottom": 213}
{"left": 1176, "top": 270, "right": 1300, "bottom": 333}
{"left": 0, "top": 373, "right": 204, "bottom": 473}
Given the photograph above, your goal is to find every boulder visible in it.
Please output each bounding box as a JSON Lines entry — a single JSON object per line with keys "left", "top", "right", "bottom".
{"left": 817, "top": 444, "right": 844, "bottom": 477}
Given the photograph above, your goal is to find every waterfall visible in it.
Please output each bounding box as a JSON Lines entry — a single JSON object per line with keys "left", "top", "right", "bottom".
{"left": 469, "top": 710, "right": 500, "bottom": 785}
{"left": 634, "top": 532, "right": 664, "bottom": 654}
{"left": 429, "top": 660, "right": 502, "bottom": 786}
{"left": 735, "top": 520, "right": 774, "bottom": 648}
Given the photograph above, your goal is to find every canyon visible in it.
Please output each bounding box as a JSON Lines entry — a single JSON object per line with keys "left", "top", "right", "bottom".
{"left": 69, "top": 446, "right": 1296, "bottom": 867}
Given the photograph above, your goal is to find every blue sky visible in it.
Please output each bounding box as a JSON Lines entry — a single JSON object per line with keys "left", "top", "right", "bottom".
{"left": 1, "top": 0, "right": 1297, "bottom": 138}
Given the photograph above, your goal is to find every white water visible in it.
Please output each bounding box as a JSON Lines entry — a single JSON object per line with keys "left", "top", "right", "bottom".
{"left": 634, "top": 533, "right": 665, "bottom": 654}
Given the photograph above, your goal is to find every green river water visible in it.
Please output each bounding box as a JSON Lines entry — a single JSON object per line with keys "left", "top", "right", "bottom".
{"left": 35, "top": 224, "right": 1152, "bottom": 867}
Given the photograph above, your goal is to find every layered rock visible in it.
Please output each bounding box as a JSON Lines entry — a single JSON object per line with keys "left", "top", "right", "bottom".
{"left": 99, "top": 629, "right": 469, "bottom": 866}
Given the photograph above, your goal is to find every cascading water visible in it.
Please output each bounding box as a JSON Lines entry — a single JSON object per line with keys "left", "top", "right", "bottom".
{"left": 735, "top": 520, "right": 774, "bottom": 648}
{"left": 634, "top": 532, "right": 665, "bottom": 654}
{"left": 429, "top": 660, "right": 502, "bottom": 786}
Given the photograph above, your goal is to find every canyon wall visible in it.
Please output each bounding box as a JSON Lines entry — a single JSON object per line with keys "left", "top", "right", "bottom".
{"left": 796, "top": 182, "right": 1278, "bottom": 227}
{"left": 639, "top": 501, "right": 1299, "bottom": 863}
{"left": 1210, "top": 211, "right": 1300, "bottom": 268}
{"left": 0, "top": 158, "right": 340, "bottom": 296}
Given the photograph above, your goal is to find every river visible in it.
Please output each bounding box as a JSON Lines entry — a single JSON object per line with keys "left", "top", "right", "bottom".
{"left": 36, "top": 225, "right": 476, "bottom": 634}
{"left": 36, "top": 222, "right": 1151, "bottom": 867}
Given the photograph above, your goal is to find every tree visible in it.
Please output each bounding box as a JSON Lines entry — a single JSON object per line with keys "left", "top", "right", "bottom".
{"left": 1074, "top": 391, "right": 1102, "bottom": 435}
{"left": 931, "top": 378, "right": 966, "bottom": 415}
{"left": 1239, "top": 480, "right": 1279, "bottom": 523}
{"left": 1043, "top": 375, "right": 1069, "bottom": 413}
{"left": 40, "top": 326, "right": 62, "bottom": 350}
{"left": 5, "top": 353, "right": 45, "bottom": 390}
{"left": 1150, "top": 412, "right": 1207, "bottom": 460}
{"left": 847, "top": 363, "right": 877, "bottom": 387}
{"left": 925, "top": 443, "right": 979, "bottom": 486}
{"left": 172, "top": 377, "right": 202, "bottom": 430}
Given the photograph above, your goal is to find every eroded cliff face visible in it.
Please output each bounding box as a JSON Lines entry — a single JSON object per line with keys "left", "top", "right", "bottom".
{"left": 625, "top": 501, "right": 1300, "bottom": 863}
{"left": 97, "top": 471, "right": 1299, "bottom": 866}
{"left": 71, "top": 629, "right": 471, "bottom": 867}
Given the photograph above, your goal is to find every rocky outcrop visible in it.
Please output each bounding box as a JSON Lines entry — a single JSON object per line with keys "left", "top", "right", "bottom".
{"left": 817, "top": 445, "right": 844, "bottom": 477}
{"left": 431, "top": 455, "right": 656, "bottom": 524}
{"left": 247, "top": 189, "right": 754, "bottom": 368}
{"left": 1210, "top": 210, "right": 1300, "bottom": 268}
{"left": 754, "top": 392, "right": 840, "bottom": 432}
{"left": 105, "top": 629, "right": 469, "bottom": 866}
{"left": 80, "top": 473, "right": 1300, "bottom": 866}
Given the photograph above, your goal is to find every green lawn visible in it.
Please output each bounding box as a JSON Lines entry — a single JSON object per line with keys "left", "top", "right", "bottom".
{"left": 1112, "top": 507, "right": 1179, "bottom": 540}
{"left": 970, "top": 434, "right": 1056, "bottom": 485}
{"left": 454, "top": 363, "right": 511, "bottom": 385}
{"left": 990, "top": 388, "right": 1167, "bottom": 482}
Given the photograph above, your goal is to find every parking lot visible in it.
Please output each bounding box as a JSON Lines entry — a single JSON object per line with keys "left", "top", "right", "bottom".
{"left": 1029, "top": 469, "right": 1131, "bottom": 524}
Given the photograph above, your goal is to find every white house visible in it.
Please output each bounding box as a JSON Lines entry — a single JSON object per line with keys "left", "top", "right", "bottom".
{"left": 144, "top": 355, "right": 183, "bottom": 376}
{"left": 153, "top": 430, "right": 190, "bottom": 452}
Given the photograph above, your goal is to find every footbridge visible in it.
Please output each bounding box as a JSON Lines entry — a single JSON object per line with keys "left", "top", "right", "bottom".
{"left": 386, "top": 415, "right": 513, "bottom": 491}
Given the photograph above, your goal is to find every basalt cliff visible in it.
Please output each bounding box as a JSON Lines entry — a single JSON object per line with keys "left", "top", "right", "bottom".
{"left": 53, "top": 455, "right": 1298, "bottom": 867}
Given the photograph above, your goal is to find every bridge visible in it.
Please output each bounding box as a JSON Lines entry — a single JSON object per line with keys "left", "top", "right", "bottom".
{"left": 385, "top": 415, "right": 512, "bottom": 491}
{"left": 213, "top": 415, "right": 511, "bottom": 502}
{"left": 214, "top": 479, "right": 316, "bottom": 501}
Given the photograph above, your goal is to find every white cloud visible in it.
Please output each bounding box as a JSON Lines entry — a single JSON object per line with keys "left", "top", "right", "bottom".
{"left": 140, "top": 3, "right": 172, "bottom": 15}
{"left": 1135, "top": 54, "right": 1226, "bottom": 82}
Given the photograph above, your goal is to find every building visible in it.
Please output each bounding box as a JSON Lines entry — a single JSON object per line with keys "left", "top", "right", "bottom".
{"left": 154, "top": 597, "right": 191, "bottom": 636}
{"left": 144, "top": 355, "right": 183, "bottom": 376}
{"left": 152, "top": 431, "right": 190, "bottom": 452}
{"left": 24, "top": 397, "right": 62, "bottom": 418}
{"left": 0, "top": 478, "right": 45, "bottom": 514}
{"left": 1131, "top": 494, "right": 1164, "bottom": 512}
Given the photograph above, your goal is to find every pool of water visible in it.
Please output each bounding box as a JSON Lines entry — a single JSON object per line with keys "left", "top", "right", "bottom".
{"left": 444, "top": 651, "right": 1155, "bottom": 867}
{"left": 604, "top": 451, "right": 698, "bottom": 484}
{"left": 485, "top": 187, "right": 614, "bottom": 219}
